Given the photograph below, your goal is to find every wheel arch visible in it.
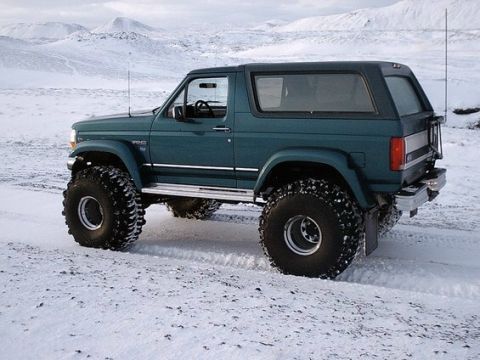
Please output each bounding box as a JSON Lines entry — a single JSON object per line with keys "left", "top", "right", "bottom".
{"left": 254, "top": 149, "right": 374, "bottom": 209}
{"left": 69, "top": 140, "right": 143, "bottom": 190}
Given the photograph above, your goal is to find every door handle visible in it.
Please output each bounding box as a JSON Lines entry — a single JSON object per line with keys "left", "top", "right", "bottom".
{"left": 212, "top": 126, "right": 231, "bottom": 133}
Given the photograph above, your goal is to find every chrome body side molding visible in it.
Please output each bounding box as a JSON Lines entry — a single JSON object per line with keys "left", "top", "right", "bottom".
{"left": 141, "top": 163, "right": 259, "bottom": 172}
{"left": 235, "top": 167, "right": 258, "bottom": 172}
{"left": 152, "top": 163, "right": 234, "bottom": 171}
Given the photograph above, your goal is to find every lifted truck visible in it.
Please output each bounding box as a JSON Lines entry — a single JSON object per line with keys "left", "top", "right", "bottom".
{"left": 63, "top": 61, "right": 446, "bottom": 278}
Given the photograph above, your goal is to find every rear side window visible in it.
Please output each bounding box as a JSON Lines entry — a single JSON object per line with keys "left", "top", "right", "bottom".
{"left": 385, "top": 76, "right": 424, "bottom": 116}
{"left": 253, "top": 73, "right": 375, "bottom": 113}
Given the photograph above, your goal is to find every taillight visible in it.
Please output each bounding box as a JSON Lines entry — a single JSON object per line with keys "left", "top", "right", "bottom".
{"left": 390, "top": 137, "right": 405, "bottom": 171}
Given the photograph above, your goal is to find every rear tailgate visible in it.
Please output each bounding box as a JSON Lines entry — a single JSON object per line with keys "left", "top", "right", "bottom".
{"left": 401, "top": 112, "right": 443, "bottom": 184}
{"left": 383, "top": 69, "right": 442, "bottom": 185}
{"left": 381, "top": 63, "right": 446, "bottom": 213}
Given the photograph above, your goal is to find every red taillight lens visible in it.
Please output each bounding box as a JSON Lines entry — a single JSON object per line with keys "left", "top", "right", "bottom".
{"left": 390, "top": 137, "right": 405, "bottom": 171}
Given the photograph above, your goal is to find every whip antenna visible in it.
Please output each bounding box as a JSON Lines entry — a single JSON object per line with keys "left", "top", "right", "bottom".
{"left": 444, "top": 8, "right": 448, "bottom": 123}
{"left": 128, "top": 51, "right": 131, "bottom": 117}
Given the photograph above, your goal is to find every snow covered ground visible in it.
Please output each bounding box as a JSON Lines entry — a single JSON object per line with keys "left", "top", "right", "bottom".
{"left": 1, "top": 237, "right": 479, "bottom": 359}
{"left": 1, "top": 0, "right": 480, "bottom": 358}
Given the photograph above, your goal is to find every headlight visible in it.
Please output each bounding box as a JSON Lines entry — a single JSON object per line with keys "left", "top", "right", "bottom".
{"left": 69, "top": 129, "right": 77, "bottom": 149}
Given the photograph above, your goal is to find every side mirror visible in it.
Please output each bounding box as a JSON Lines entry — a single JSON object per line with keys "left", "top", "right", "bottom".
{"left": 173, "top": 105, "right": 184, "bottom": 121}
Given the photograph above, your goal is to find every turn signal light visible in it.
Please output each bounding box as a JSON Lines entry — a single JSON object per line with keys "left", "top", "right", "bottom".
{"left": 69, "top": 129, "right": 77, "bottom": 149}
{"left": 390, "top": 137, "right": 405, "bottom": 171}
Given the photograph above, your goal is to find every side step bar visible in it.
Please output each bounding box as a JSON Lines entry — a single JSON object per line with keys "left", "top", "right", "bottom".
{"left": 142, "top": 183, "right": 256, "bottom": 202}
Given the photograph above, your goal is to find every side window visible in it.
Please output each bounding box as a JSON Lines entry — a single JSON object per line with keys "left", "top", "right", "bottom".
{"left": 186, "top": 77, "right": 228, "bottom": 118}
{"left": 255, "top": 77, "right": 284, "bottom": 109}
{"left": 254, "top": 73, "right": 375, "bottom": 113}
{"left": 166, "top": 77, "right": 228, "bottom": 119}
{"left": 385, "top": 76, "right": 424, "bottom": 116}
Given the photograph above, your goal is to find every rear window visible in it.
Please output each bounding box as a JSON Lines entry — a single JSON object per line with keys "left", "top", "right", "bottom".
{"left": 385, "top": 76, "right": 424, "bottom": 116}
{"left": 253, "top": 73, "right": 375, "bottom": 113}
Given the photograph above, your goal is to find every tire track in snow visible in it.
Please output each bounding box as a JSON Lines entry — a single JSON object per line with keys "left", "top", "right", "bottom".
{"left": 131, "top": 244, "right": 271, "bottom": 272}
{"left": 339, "top": 255, "right": 480, "bottom": 300}
{"left": 338, "top": 226, "right": 480, "bottom": 299}
{"left": 382, "top": 224, "right": 480, "bottom": 250}
{"left": 1, "top": 186, "right": 479, "bottom": 300}
{"left": 134, "top": 206, "right": 480, "bottom": 299}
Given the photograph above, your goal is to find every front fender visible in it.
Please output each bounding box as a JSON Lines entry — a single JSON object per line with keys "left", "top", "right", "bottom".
{"left": 69, "top": 140, "right": 143, "bottom": 190}
{"left": 254, "top": 148, "right": 374, "bottom": 209}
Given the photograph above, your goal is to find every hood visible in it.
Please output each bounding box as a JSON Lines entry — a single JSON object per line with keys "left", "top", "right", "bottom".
{"left": 72, "top": 108, "right": 155, "bottom": 133}
{"left": 84, "top": 108, "right": 154, "bottom": 121}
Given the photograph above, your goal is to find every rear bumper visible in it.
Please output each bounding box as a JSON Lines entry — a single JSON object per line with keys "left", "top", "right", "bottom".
{"left": 395, "top": 168, "right": 446, "bottom": 212}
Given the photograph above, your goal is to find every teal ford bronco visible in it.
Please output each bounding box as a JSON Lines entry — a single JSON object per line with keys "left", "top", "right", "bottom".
{"left": 63, "top": 61, "right": 446, "bottom": 278}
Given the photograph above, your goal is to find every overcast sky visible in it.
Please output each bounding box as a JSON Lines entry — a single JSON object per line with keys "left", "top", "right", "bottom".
{"left": 0, "top": 0, "right": 401, "bottom": 28}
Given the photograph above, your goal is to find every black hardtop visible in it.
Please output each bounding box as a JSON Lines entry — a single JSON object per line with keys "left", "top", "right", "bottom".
{"left": 188, "top": 61, "right": 411, "bottom": 75}
{"left": 186, "top": 60, "right": 427, "bottom": 121}
{"left": 188, "top": 65, "right": 243, "bottom": 74}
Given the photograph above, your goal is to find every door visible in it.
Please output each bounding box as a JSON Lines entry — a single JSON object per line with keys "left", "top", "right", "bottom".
{"left": 149, "top": 73, "right": 236, "bottom": 188}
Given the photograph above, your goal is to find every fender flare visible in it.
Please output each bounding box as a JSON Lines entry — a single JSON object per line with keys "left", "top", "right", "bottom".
{"left": 254, "top": 148, "right": 374, "bottom": 209}
{"left": 69, "top": 140, "right": 143, "bottom": 190}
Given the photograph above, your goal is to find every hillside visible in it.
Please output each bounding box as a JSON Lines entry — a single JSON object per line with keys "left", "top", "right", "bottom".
{"left": 274, "top": 0, "right": 480, "bottom": 32}
{"left": 0, "top": 22, "right": 87, "bottom": 40}
{"left": 92, "top": 17, "right": 158, "bottom": 35}
{"left": 0, "top": 1, "right": 479, "bottom": 110}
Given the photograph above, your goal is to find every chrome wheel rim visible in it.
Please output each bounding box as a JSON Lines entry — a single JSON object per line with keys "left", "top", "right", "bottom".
{"left": 284, "top": 215, "right": 322, "bottom": 256}
{"left": 78, "top": 196, "right": 104, "bottom": 230}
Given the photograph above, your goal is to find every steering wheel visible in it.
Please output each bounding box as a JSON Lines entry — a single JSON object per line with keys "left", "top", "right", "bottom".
{"left": 194, "top": 100, "right": 215, "bottom": 117}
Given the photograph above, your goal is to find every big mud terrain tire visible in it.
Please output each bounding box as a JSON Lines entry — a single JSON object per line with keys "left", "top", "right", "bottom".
{"left": 259, "top": 178, "right": 364, "bottom": 278}
{"left": 378, "top": 203, "right": 402, "bottom": 236}
{"left": 166, "top": 197, "right": 220, "bottom": 220}
{"left": 62, "top": 166, "right": 145, "bottom": 250}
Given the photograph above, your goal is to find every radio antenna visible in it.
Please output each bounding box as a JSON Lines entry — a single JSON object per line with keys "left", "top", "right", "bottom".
{"left": 444, "top": 8, "right": 448, "bottom": 123}
{"left": 127, "top": 51, "right": 131, "bottom": 117}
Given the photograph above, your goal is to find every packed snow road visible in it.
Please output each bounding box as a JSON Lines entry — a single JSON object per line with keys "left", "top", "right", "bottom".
{"left": 1, "top": 88, "right": 479, "bottom": 358}
{"left": 1, "top": 186, "right": 479, "bottom": 301}
{"left": 1, "top": 240, "right": 479, "bottom": 359}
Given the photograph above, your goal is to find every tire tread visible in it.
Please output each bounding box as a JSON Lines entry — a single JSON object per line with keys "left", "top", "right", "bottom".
{"left": 259, "top": 178, "right": 364, "bottom": 278}
{"left": 62, "top": 166, "right": 145, "bottom": 250}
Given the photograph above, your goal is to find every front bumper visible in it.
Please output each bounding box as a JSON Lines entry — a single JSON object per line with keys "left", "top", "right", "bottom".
{"left": 67, "top": 156, "right": 77, "bottom": 170}
{"left": 395, "top": 168, "right": 446, "bottom": 212}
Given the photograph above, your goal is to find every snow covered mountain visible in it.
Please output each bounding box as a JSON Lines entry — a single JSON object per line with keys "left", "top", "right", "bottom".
{"left": 92, "top": 17, "right": 158, "bottom": 35}
{"left": 252, "top": 19, "right": 288, "bottom": 31}
{"left": 0, "top": 0, "right": 478, "bottom": 105}
{"left": 273, "top": 0, "right": 480, "bottom": 32}
{"left": 0, "top": 22, "right": 88, "bottom": 40}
